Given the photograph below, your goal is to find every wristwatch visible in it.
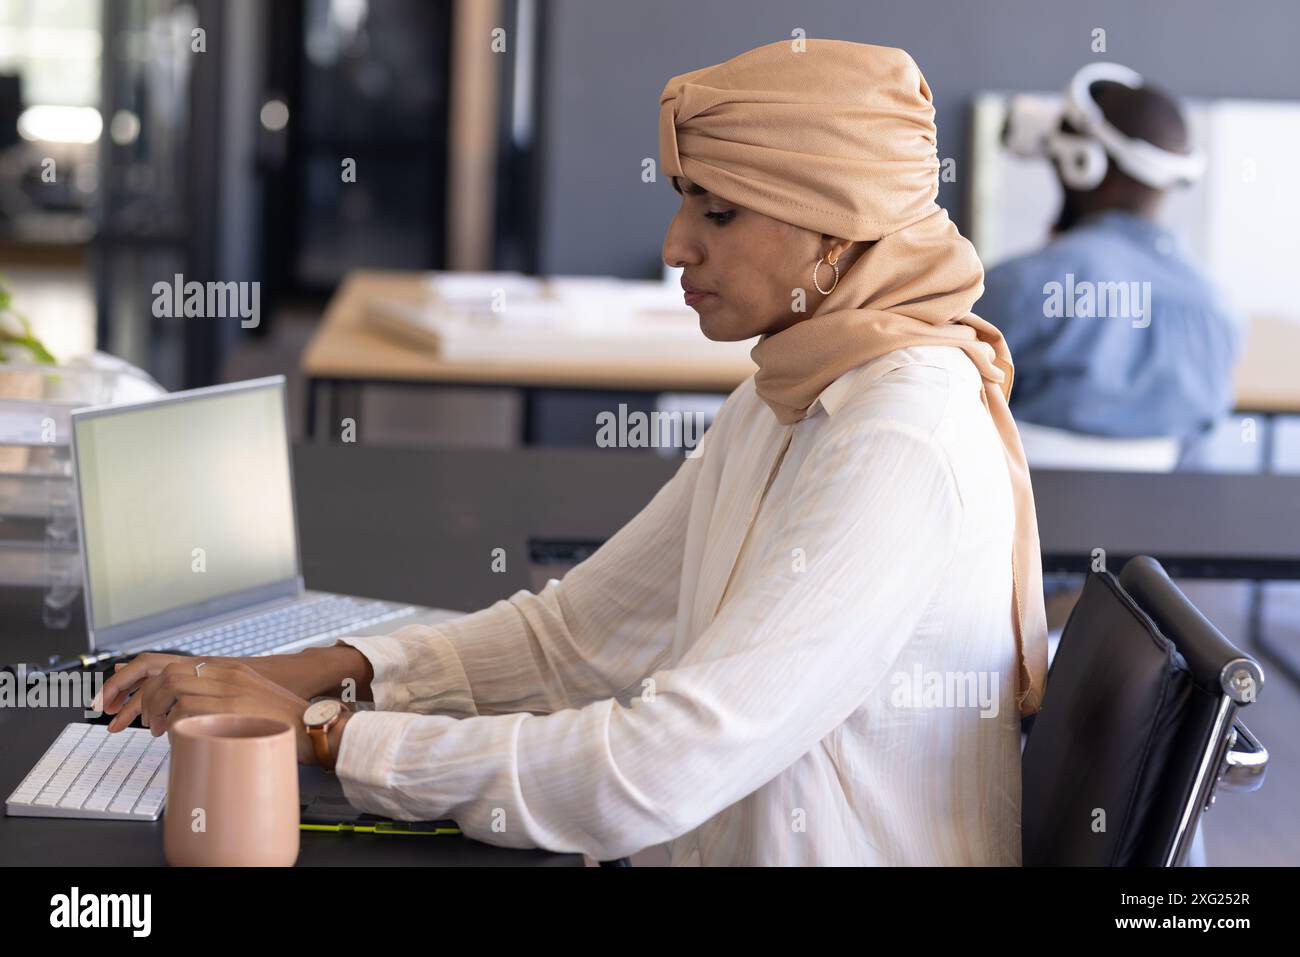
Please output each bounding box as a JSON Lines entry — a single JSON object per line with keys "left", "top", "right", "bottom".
{"left": 303, "top": 699, "right": 351, "bottom": 771}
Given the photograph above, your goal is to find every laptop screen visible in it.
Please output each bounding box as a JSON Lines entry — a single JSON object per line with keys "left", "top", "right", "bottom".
{"left": 73, "top": 380, "right": 300, "bottom": 635}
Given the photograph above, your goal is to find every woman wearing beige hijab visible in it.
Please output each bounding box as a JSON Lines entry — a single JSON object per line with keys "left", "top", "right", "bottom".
{"left": 102, "top": 39, "right": 1047, "bottom": 866}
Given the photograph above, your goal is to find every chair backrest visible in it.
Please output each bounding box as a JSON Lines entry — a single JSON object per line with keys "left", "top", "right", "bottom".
{"left": 1021, "top": 556, "right": 1265, "bottom": 866}
{"left": 1014, "top": 419, "right": 1181, "bottom": 472}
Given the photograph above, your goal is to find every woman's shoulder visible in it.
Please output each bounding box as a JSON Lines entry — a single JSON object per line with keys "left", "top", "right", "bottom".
{"left": 830, "top": 347, "right": 1014, "bottom": 516}
{"left": 823, "top": 345, "right": 982, "bottom": 441}
{"left": 710, "top": 346, "right": 989, "bottom": 454}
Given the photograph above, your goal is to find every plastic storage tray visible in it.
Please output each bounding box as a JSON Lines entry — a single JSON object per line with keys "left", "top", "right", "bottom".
{"left": 0, "top": 359, "right": 163, "bottom": 627}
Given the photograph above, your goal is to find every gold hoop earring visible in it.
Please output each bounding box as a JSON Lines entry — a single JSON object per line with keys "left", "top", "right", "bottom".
{"left": 812, "top": 251, "right": 840, "bottom": 295}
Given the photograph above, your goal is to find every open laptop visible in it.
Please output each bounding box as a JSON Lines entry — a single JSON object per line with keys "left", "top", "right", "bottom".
{"left": 69, "top": 375, "right": 449, "bottom": 659}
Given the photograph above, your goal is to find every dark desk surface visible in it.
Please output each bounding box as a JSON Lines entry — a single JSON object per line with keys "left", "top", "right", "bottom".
{"left": 291, "top": 444, "right": 1300, "bottom": 606}
{"left": 1030, "top": 468, "right": 1300, "bottom": 579}
{"left": 292, "top": 443, "right": 681, "bottom": 611}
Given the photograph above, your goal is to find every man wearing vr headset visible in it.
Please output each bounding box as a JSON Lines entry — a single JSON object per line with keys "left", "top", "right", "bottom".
{"left": 981, "top": 63, "right": 1243, "bottom": 455}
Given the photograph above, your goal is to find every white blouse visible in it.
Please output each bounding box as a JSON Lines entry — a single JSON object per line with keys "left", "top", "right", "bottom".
{"left": 335, "top": 344, "right": 1024, "bottom": 865}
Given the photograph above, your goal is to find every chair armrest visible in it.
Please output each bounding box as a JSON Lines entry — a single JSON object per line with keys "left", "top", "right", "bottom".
{"left": 1219, "top": 718, "right": 1268, "bottom": 794}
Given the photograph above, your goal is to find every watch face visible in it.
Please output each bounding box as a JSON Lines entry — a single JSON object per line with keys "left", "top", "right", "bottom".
{"left": 304, "top": 699, "right": 342, "bottom": 727}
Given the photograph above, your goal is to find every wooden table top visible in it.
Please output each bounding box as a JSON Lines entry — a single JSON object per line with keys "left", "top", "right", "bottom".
{"left": 302, "top": 271, "right": 1300, "bottom": 412}
{"left": 1233, "top": 316, "right": 1300, "bottom": 414}
{"left": 300, "top": 270, "right": 758, "bottom": 392}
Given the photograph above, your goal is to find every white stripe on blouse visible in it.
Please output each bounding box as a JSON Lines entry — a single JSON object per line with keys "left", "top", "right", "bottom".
{"left": 335, "top": 344, "right": 1023, "bottom": 865}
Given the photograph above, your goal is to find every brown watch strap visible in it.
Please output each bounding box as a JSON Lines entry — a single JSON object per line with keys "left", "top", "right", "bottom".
{"left": 308, "top": 722, "right": 336, "bottom": 770}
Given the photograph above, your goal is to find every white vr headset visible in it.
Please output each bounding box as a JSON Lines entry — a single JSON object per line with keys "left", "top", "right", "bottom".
{"left": 1003, "top": 62, "right": 1206, "bottom": 191}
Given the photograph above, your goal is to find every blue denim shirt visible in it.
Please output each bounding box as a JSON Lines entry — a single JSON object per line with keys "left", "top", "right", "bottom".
{"left": 977, "top": 210, "right": 1244, "bottom": 440}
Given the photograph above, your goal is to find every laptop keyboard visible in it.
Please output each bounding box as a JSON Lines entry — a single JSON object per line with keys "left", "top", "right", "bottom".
{"left": 166, "top": 594, "right": 414, "bottom": 657}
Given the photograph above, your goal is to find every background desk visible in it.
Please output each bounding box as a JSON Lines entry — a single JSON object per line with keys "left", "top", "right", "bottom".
{"left": 292, "top": 442, "right": 1300, "bottom": 598}
{"left": 1232, "top": 317, "right": 1300, "bottom": 416}
{"left": 300, "top": 270, "right": 756, "bottom": 443}
{"left": 301, "top": 271, "right": 1300, "bottom": 443}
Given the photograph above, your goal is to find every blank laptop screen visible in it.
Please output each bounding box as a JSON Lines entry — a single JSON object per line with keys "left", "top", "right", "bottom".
{"left": 74, "top": 383, "right": 299, "bottom": 632}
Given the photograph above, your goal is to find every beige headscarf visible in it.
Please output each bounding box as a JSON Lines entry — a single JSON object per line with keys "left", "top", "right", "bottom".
{"left": 659, "top": 39, "right": 1048, "bottom": 717}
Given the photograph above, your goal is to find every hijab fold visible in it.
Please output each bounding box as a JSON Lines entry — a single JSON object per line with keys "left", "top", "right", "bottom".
{"left": 659, "top": 39, "right": 1048, "bottom": 717}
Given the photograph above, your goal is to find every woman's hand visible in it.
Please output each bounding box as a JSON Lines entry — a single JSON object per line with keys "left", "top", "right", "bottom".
{"left": 97, "top": 645, "right": 373, "bottom": 727}
{"left": 97, "top": 653, "right": 193, "bottom": 726}
{"left": 100, "top": 657, "right": 317, "bottom": 764}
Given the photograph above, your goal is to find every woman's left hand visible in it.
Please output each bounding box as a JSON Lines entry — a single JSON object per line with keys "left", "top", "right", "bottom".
{"left": 126, "top": 659, "right": 317, "bottom": 764}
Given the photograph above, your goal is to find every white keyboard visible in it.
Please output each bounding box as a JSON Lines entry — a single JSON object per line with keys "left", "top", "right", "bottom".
{"left": 5, "top": 723, "right": 169, "bottom": 821}
{"left": 166, "top": 594, "right": 414, "bottom": 657}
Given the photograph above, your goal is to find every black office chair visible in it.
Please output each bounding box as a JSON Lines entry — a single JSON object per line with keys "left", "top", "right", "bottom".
{"left": 1021, "top": 555, "right": 1268, "bottom": 866}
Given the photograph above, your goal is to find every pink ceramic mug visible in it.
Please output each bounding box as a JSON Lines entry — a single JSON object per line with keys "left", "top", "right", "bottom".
{"left": 164, "top": 714, "right": 300, "bottom": 867}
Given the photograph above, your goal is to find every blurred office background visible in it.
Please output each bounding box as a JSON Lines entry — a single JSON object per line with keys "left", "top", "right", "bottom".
{"left": 2, "top": 0, "right": 1298, "bottom": 863}
{"left": 4, "top": 0, "right": 1299, "bottom": 445}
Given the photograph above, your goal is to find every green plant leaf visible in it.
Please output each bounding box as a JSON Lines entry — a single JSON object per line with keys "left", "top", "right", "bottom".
{"left": 13, "top": 334, "right": 55, "bottom": 364}
{"left": 0, "top": 279, "right": 57, "bottom": 365}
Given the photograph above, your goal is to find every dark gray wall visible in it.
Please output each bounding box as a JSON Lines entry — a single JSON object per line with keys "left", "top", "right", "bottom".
{"left": 535, "top": 0, "right": 1300, "bottom": 277}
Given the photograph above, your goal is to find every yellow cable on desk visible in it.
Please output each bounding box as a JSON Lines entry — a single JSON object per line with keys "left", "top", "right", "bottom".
{"left": 301, "top": 822, "right": 461, "bottom": 836}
